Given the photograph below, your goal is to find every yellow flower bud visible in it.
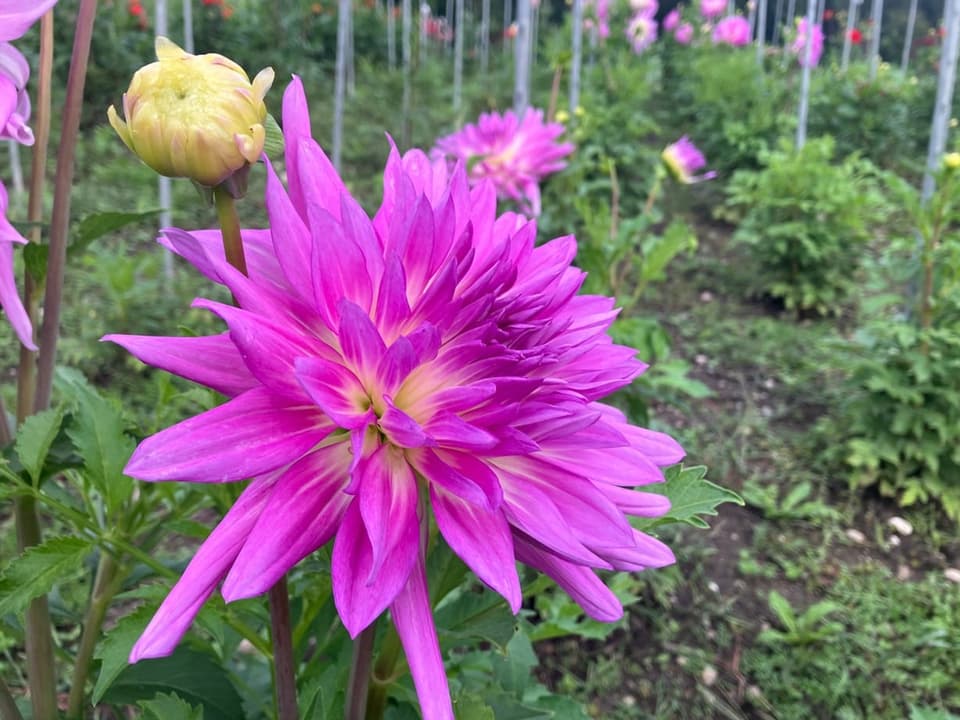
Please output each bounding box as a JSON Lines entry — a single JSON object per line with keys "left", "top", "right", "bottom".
{"left": 554, "top": 109, "right": 570, "bottom": 124}
{"left": 951, "top": 117, "right": 958, "bottom": 128}
{"left": 108, "top": 37, "right": 274, "bottom": 188}
{"left": 944, "top": 152, "right": 960, "bottom": 170}
{"left": 574, "top": 105, "right": 585, "bottom": 117}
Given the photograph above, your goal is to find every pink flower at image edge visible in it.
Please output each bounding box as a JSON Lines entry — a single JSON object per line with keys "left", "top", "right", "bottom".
{"left": 662, "top": 135, "right": 717, "bottom": 184}
{"left": 433, "top": 108, "right": 574, "bottom": 216}
{"left": 108, "top": 77, "right": 682, "bottom": 720}
{"left": 712, "top": 15, "right": 751, "bottom": 46}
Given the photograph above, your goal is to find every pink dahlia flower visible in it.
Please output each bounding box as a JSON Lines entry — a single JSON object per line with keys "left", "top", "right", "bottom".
{"left": 663, "top": 8, "right": 681, "bottom": 30}
{"left": 0, "top": 182, "right": 34, "bottom": 348}
{"left": 674, "top": 21, "right": 694, "bottom": 43}
{"left": 109, "top": 77, "right": 681, "bottom": 720}
{"left": 699, "top": 0, "right": 726, "bottom": 18}
{"left": 433, "top": 109, "right": 573, "bottom": 216}
{"left": 662, "top": 135, "right": 717, "bottom": 183}
{"left": 629, "top": 0, "right": 659, "bottom": 18}
{"left": 0, "top": 43, "right": 33, "bottom": 144}
{"left": 0, "top": 0, "right": 58, "bottom": 42}
{"left": 791, "top": 17, "right": 824, "bottom": 67}
{"left": 626, "top": 12, "right": 658, "bottom": 53}
{"left": 712, "top": 15, "right": 751, "bottom": 46}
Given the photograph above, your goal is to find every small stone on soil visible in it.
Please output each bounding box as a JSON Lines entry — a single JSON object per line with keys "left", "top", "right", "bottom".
{"left": 845, "top": 528, "right": 866, "bottom": 544}
{"left": 945, "top": 568, "right": 960, "bottom": 584}
{"left": 887, "top": 516, "right": 913, "bottom": 536}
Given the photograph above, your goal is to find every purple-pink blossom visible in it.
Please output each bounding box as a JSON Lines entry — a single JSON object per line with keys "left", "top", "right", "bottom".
{"left": 433, "top": 108, "right": 573, "bottom": 216}
{"left": 0, "top": 0, "right": 58, "bottom": 42}
{"left": 662, "top": 135, "right": 717, "bottom": 183}
{"left": 0, "top": 182, "right": 34, "bottom": 348}
{"left": 712, "top": 15, "right": 751, "bottom": 46}
{"left": 663, "top": 8, "right": 681, "bottom": 30}
{"left": 674, "top": 21, "right": 694, "bottom": 43}
{"left": 629, "top": 0, "right": 659, "bottom": 18}
{"left": 109, "top": 77, "right": 682, "bottom": 720}
{"left": 0, "top": 44, "right": 33, "bottom": 144}
{"left": 626, "top": 12, "right": 659, "bottom": 53}
{"left": 791, "top": 17, "right": 824, "bottom": 67}
{"left": 699, "top": 0, "right": 726, "bottom": 18}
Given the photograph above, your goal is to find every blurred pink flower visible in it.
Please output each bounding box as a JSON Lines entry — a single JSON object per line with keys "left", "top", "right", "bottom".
{"left": 109, "top": 76, "right": 681, "bottom": 720}
{"left": 0, "top": 43, "right": 33, "bottom": 144}
{"left": 629, "top": 0, "right": 659, "bottom": 17}
{"left": 626, "top": 12, "right": 658, "bottom": 53}
{"left": 662, "top": 135, "right": 717, "bottom": 183}
{"left": 663, "top": 8, "right": 681, "bottom": 30}
{"left": 674, "top": 21, "right": 694, "bottom": 43}
{"left": 791, "top": 17, "right": 824, "bottom": 67}
{"left": 433, "top": 108, "right": 573, "bottom": 216}
{"left": 0, "top": 0, "right": 58, "bottom": 41}
{"left": 712, "top": 15, "right": 750, "bottom": 45}
{"left": 699, "top": 0, "right": 726, "bottom": 18}
{"left": 0, "top": 182, "right": 34, "bottom": 348}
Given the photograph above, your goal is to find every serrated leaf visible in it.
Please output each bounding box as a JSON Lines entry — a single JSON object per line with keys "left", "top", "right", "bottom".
{"left": 768, "top": 590, "right": 797, "bottom": 632}
{"left": 434, "top": 589, "right": 517, "bottom": 651}
{"left": 57, "top": 367, "right": 135, "bottom": 514}
{"left": 646, "top": 465, "right": 743, "bottom": 529}
{"left": 93, "top": 604, "right": 156, "bottom": 703}
{"left": 14, "top": 407, "right": 64, "bottom": 485}
{"left": 102, "top": 646, "right": 244, "bottom": 720}
{"left": 0, "top": 536, "right": 91, "bottom": 616}
{"left": 453, "top": 693, "right": 496, "bottom": 720}
{"left": 71, "top": 209, "right": 161, "bottom": 256}
{"left": 138, "top": 692, "right": 205, "bottom": 720}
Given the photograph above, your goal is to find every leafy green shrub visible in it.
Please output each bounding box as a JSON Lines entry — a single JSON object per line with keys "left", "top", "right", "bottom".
{"left": 725, "top": 136, "right": 880, "bottom": 315}
{"left": 842, "top": 163, "right": 960, "bottom": 519}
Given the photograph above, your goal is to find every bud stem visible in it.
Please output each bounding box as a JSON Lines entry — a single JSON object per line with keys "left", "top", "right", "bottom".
{"left": 213, "top": 187, "right": 248, "bottom": 276}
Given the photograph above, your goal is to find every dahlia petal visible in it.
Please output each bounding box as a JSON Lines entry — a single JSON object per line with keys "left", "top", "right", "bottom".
{"left": 0, "top": 240, "right": 34, "bottom": 349}
{"left": 221, "top": 444, "right": 354, "bottom": 600}
{"left": 295, "top": 357, "right": 373, "bottom": 429}
{"left": 426, "top": 413, "right": 498, "bottom": 451}
{"left": 102, "top": 332, "right": 256, "bottom": 397}
{"left": 514, "top": 538, "right": 623, "bottom": 622}
{"left": 339, "top": 191, "right": 385, "bottom": 285}
{"left": 374, "top": 253, "right": 412, "bottom": 339}
{"left": 601, "top": 530, "right": 676, "bottom": 571}
{"left": 332, "top": 499, "right": 419, "bottom": 637}
{"left": 130, "top": 478, "right": 274, "bottom": 661}
{"left": 125, "top": 387, "right": 330, "bottom": 482}
{"left": 389, "top": 553, "right": 454, "bottom": 720}
{"left": 430, "top": 484, "right": 521, "bottom": 612}
{"left": 297, "top": 137, "right": 346, "bottom": 222}
{"left": 177, "top": 228, "right": 283, "bottom": 288}
{"left": 621, "top": 425, "right": 686, "bottom": 466}
{"left": 308, "top": 204, "right": 373, "bottom": 314}
{"left": 280, "top": 76, "right": 312, "bottom": 220}
{"left": 265, "top": 160, "right": 316, "bottom": 309}
{"left": 0, "top": 0, "right": 58, "bottom": 42}
{"left": 339, "top": 300, "right": 386, "bottom": 378}
{"left": 377, "top": 336, "right": 418, "bottom": 394}
{"left": 357, "top": 444, "right": 418, "bottom": 579}
{"left": 411, "top": 448, "right": 502, "bottom": 510}
{"left": 599, "top": 485, "right": 671, "bottom": 517}
{"left": 380, "top": 397, "right": 434, "bottom": 448}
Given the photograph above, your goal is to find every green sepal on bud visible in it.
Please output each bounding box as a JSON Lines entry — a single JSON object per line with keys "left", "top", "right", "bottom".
{"left": 107, "top": 37, "right": 274, "bottom": 194}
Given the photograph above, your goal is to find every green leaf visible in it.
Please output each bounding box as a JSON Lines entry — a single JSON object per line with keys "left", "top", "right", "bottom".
{"left": 139, "top": 692, "right": 205, "bottom": 720}
{"left": 71, "top": 209, "right": 162, "bottom": 256}
{"left": 0, "top": 536, "right": 91, "bottom": 616}
{"left": 14, "top": 407, "right": 65, "bottom": 485}
{"left": 434, "top": 589, "right": 517, "bottom": 651}
{"left": 645, "top": 465, "right": 743, "bottom": 529}
{"left": 58, "top": 368, "right": 135, "bottom": 514}
{"left": 23, "top": 242, "right": 48, "bottom": 283}
{"left": 453, "top": 693, "right": 496, "bottom": 720}
{"left": 93, "top": 604, "right": 156, "bottom": 703}
{"left": 767, "top": 590, "right": 797, "bottom": 632}
{"left": 263, "top": 113, "right": 285, "bottom": 160}
{"left": 102, "top": 645, "right": 244, "bottom": 720}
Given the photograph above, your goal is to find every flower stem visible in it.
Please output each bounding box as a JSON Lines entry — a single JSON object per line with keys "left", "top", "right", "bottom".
{"left": 344, "top": 623, "right": 377, "bottom": 720}
{"left": 213, "top": 186, "right": 248, "bottom": 276}
{"left": 66, "top": 553, "right": 122, "bottom": 719}
{"left": 364, "top": 626, "right": 402, "bottom": 720}
{"left": 34, "top": 0, "right": 97, "bottom": 413}
{"left": 213, "top": 184, "right": 294, "bottom": 718}
{"left": 268, "top": 582, "right": 298, "bottom": 720}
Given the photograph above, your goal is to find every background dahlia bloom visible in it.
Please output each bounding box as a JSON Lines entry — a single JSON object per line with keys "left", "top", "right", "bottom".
{"left": 109, "top": 77, "right": 681, "bottom": 720}
{"left": 663, "top": 8, "right": 681, "bottom": 31}
{"left": 433, "top": 108, "right": 573, "bottom": 216}
{"left": 662, "top": 136, "right": 717, "bottom": 184}
{"left": 712, "top": 15, "right": 751, "bottom": 46}
{"left": 629, "top": 0, "right": 658, "bottom": 18}
{"left": 627, "top": 13, "right": 659, "bottom": 53}
{"left": 699, "top": 0, "right": 726, "bottom": 19}
{"left": 791, "top": 18, "right": 824, "bottom": 67}
{"left": 674, "top": 21, "right": 694, "bottom": 43}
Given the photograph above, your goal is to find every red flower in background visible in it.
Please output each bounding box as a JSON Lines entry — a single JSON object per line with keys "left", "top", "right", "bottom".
{"left": 849, "top": 28, "right": 862, "bottom": 45}
{"left": 128, "top": 0, "right": 148, "bottom": 28}
{"left": 823, "top": 8, "right": 834, "bottom": 20}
